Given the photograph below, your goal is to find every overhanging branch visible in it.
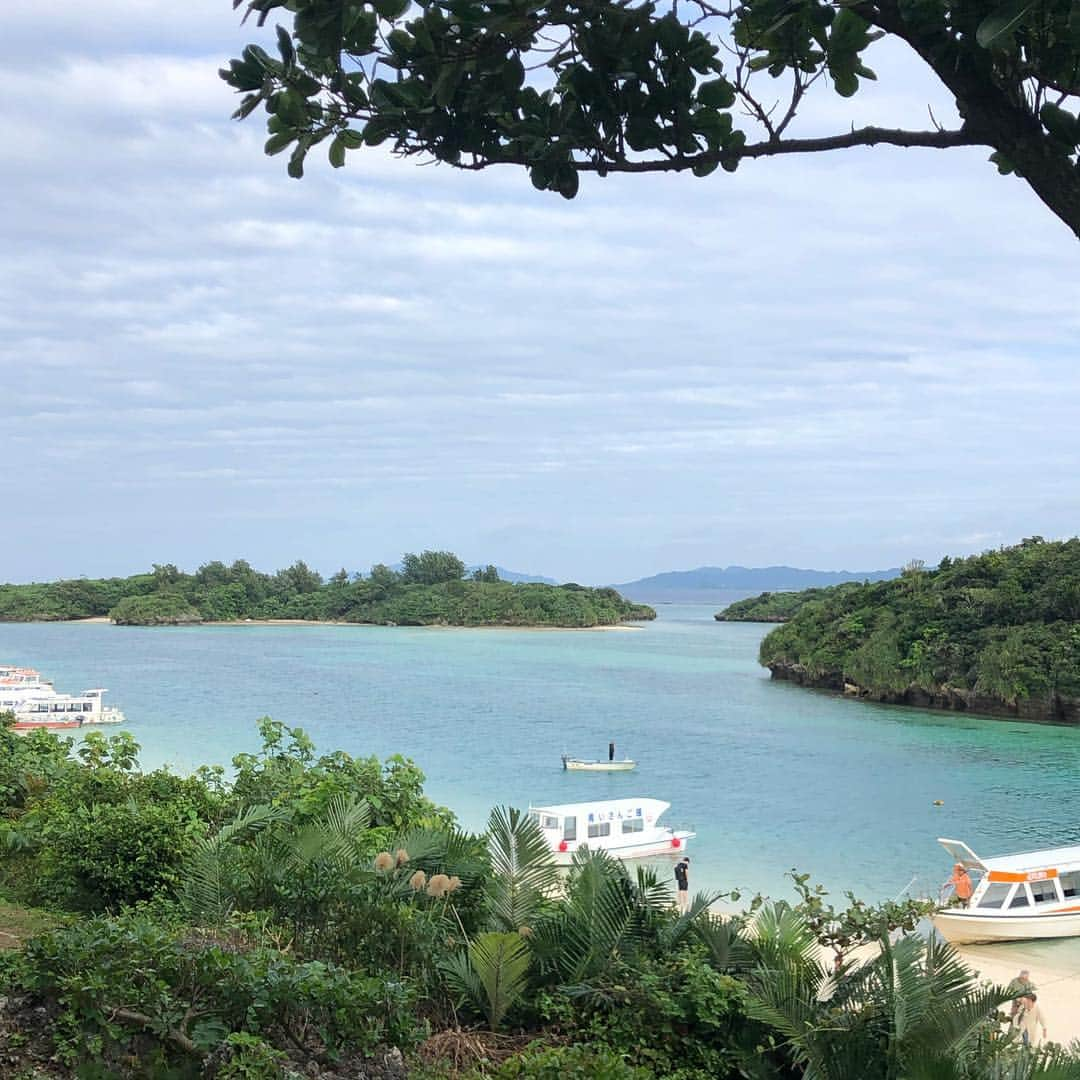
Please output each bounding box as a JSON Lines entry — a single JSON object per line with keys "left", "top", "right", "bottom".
{"left": 456, "top": 124, "right": 984, "bottom": 174}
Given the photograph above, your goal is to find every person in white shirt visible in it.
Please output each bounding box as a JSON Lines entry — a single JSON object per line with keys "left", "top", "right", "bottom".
{"left": 1011, "top": 992, "right": 1048, "bottom": 1046}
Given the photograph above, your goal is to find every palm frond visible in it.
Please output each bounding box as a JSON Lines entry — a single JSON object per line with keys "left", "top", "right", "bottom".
{"left": 178, "top": 802, "right": 289, "bottom": 922}
{"left": 439, "top": 932, "right": 531, "bottom": 1030}
{"left": 484, "top": 806, "right": 559, "bottom": 932}
{"left": 686, "top": 910, "right": 755, "bottom": 971}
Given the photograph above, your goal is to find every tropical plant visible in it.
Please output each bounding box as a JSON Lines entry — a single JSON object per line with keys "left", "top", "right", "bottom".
{"left": 483, "top": 806, "right": 559, "bottom": 933}
{"left": 440, "top": 930, "right": 532, "bottom": 1030}
{"left": 530, "top": 850, "right": 716, "bottom": 986}
{"left": 742, "top": 903, "right": 1016, "bottom": 1079}
{"left": 178, "top": 802, "right": 292, "bottom": 923}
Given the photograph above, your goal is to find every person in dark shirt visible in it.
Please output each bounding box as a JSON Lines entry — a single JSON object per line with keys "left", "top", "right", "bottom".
{"left": 609, "top": 741, "right": 615, "bottom": 762}
{"left": 674, "top": 857, "right": 690, "bottom": 912}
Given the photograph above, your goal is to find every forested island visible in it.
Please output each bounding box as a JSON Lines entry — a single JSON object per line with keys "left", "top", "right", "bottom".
{"left": 735, "top": 538, "right": 1080, "bottom": 724}
{"left": 0, "top": 552, "right": 653, "bottom": 628}
{"left": 0, "top": 718, "right": 1065, "bottom": 1078}
{"left": 715, "top": 584, "right": 864, "bottom": 623}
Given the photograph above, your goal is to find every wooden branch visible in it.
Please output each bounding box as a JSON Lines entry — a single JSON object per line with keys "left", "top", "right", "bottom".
{"left": 456, "top": 124, "right": 982, "bottom": 174}
{"left": 110, "top": 1007, "right": 206, "bottom": 1059}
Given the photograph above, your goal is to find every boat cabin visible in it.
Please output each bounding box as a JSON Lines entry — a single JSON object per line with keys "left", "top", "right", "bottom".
{"left": 940, "top": 837, "right": 1080, "bottom": 912}
{"left": 933, "top": 837, "right": 1080, "bottom": 943}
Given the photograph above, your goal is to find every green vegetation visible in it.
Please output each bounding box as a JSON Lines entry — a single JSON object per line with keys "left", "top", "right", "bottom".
{"left": 1, "top": 714, "right": 1076, "bottom": 1077}
{"left": 758, "top": 538, "right": 1080, "bottom": 721}
{"left": 0, "top": 552, "right": 653, "bottom": 628}
{"left": 223, "top": 0, "right": 1080, "bottom": 239}
{"left": 716, "top": 586, "right": 863, "bottom": 623}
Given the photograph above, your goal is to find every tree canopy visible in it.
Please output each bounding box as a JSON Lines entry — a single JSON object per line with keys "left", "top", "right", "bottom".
{"left": 754, "top": 536, "right": 1080, "bottom": 722}
{"left": 0, "top": 554, "right": 653, "bottom": 627}
{"left": 223, "top": 0, "right": 1080, "bottom": 238}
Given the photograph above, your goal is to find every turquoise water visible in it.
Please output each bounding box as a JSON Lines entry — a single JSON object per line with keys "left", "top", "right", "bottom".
{"left": 3, "top": 605, "right": 1079, "bottom": 904}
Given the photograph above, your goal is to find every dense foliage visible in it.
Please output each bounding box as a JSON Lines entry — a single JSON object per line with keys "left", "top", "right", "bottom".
{"left": 0, "top": 552, "right": 653, "bottom": 627}
{"left": 2, "top": 715, "right": 1077, "bottom": 1077}
{"left": 758, "top": 537, "right": 1080, "bottom": 720}
{"left": 715, "top": 585, "right": 863, "bottom": 623}
{"left": 223, "top": 0, "right": 1080, "bottom": 238}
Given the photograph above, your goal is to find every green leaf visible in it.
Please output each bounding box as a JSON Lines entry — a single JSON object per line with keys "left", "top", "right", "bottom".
{"left": 692, "top": 159, "right": 719, "bottom": 177}
{"left": 976, "top": 0, "right": 1036, "bottom": 48}
{"left": 833, "top": 70, "right": 859, "bottom": 96}
{"left": 1040, "top": 102, "right": 1080, "bottom": 146}
{"left": 329, "top": 134, "right": 347, "bottom": 168}
{"left": 697, "top": 78, "right": 736, "bottom": 109}
{"left": 373, "top": 0, "right": 412, "bottom": 18}
{"left": 287, "top": 143, "right": 307, "bottom": 179}
{"left": 275, "top": 24, "right": 295, "bottom": 66}
{"left": 264, "top": 131, "right": 295, "bottom": 156}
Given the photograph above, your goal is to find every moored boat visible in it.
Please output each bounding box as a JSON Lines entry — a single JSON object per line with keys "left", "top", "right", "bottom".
{"left": 932, "top": 837, "right": 1080, "bottom": 944}
{"left": 0, "top": 665, "right": 126, "bottom": 731}
{"left": 562, "top": 755, "right": 636, "bottom": 772}
{"left": 529, "top": 797, "right": 693, "bottom": 864}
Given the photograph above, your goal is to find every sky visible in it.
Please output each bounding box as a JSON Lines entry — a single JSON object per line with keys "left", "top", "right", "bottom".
{"left": 3, "top": 1, "right": 1079, "bottom": 585}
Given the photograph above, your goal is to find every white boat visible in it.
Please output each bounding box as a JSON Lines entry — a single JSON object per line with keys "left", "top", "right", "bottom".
{"left": 0, "top": 665, "right": 125, "bottom": 731}
{"left": 562, "top": 755, "right": 637, "bottom": 772}
{"left": 529, "top": 797, "right": 694, "bottom": 864}
{"left": 932, "top": 837, "right": 1080, "bottom": 944}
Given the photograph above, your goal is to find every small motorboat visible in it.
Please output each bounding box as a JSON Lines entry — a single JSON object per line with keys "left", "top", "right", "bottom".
{"left": 562, "top": 755, "right": 636, "bottom": 772}
{"left": 931, "top": 837, "right": 1080, "bottom": 944}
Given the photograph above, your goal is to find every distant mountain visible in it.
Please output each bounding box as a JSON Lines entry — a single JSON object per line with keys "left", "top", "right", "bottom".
{"left": 609, "top": 565, "right": 901, "bottom": 603}
{"left": 467, "top": 565, "right": 558, "bottom": 585}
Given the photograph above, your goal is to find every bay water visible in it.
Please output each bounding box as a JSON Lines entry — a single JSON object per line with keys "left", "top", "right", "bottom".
{"left": 3, "top": 604, "right": 1079, "bottom": 906}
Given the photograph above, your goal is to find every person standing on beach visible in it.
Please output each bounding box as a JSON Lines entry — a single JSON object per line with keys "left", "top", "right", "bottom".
{"left": 674, "top": 856, "right": 690, "bottom": 913}
{"left": 948, "top": 863, "right": 974, "bottom": 906}
{"left": 1007, "top": 970, "right": 1035, "bottom": 1022}
{"left": 1011, "top": 993, "right": 1048, "bottom": 1046}
{"left": 609, "top": 740, "right": 615, "bottom": 762}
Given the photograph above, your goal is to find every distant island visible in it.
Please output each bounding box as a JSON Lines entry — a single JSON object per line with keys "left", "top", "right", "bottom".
{"left": 611, "top": 565, "right": 899, "bottom": 603}
{"left": 0, "top": 552, "right": 653, "bottom": 629}
{"left": 742, "top": 538, "right": 1080, "bottom": 725}
{"left": 715, "top": 585, "right": 866, "bottom": 623}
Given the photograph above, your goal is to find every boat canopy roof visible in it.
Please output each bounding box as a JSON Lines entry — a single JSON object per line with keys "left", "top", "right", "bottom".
{"left": 939, "top": 837, "right": 1080, "bottom": 875}
{"left": 531, "top": 797, "right": 670, "bottom": 820}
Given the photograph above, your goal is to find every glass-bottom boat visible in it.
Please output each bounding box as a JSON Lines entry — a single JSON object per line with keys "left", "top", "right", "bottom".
{"left": 529, "top": 797, "right": 693, "bottom": 864}
{"left": 932, "top": 837, "right": 1080, "bottom": 944}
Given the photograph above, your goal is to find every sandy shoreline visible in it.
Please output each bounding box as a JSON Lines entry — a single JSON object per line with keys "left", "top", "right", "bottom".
{"left": 67, "top": 617, "right": 640, "bottom": 631}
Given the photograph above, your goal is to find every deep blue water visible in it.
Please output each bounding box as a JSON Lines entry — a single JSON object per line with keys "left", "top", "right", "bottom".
{"left": 3, "top": 605, "right": 1078, "bottom": 904}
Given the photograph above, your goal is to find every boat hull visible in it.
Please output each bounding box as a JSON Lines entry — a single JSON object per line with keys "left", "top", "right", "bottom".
{"left": 933, "top": 909, "right": 1080, "bottom": 944}
{"left": 12, "top": 720, "right": 84, "bottom": 731}
{"left": 551, "top": 831, "right": 694, "bottom": 865}
{"left": 563, "top": 759, "right": 636, "bottom": 772}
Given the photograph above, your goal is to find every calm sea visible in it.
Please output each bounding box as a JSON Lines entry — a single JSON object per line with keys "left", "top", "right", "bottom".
{"left": 3, "top": 605, "right": 1078, "bottom": 905}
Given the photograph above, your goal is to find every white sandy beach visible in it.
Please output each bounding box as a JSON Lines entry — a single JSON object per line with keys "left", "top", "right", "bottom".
{"left": 72, "top": 616, "right": 640, "bottom": 630}
{"left": 954, "top": 940, "right": 1080, "bottom": 1046}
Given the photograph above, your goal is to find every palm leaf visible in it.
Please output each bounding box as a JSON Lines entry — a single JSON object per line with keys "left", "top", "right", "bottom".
{"left": 484, "top": 806, "right": 559, "bottom": 931}
{"left": 178, "top": 802, "right": 289, "bottom": 922}
{"left": 439, "top": 931, "right": 531, "bottom": 1030}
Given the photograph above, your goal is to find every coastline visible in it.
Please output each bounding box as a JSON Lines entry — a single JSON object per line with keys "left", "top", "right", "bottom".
{"left": 64, "top": 616, "right": 641, "bottom": 631}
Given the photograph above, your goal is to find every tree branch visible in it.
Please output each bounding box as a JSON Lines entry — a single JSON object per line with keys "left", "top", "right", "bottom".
{"left": 457, "top": 125, "right": 983, "bottom": 174}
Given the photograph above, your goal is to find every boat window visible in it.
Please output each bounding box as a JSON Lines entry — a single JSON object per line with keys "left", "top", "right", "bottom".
{"left": 563, "top": 816, "right": 576, "bottom": 842}
{"left": 587, "top": 821, "right": 611, "bottom": 839}
{"left": 1009, "top": 886, "right": 1031, "bottom": 909}
{"left": 976, "top": 883, "right": 1012, "bottom": 910}
{"left": 621, "top": 818, "right": 644, "bottom": 834}
{"left": 1030, "top": 879, "right": 1060, "bottom": 904}
{"left": 542, "top": 816, "right": 558, "bottom": 830}
{"left": 1060, "top": 871, "right": 1080, "bottom": 898}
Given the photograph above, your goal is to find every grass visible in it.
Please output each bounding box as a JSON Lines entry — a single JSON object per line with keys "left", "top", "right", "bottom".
{"left": 0, "top": 895, "right": 61, "bottom": 950}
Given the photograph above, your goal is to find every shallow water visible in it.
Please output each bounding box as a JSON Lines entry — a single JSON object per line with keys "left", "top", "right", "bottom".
{"left": 3, "top": 605, "right": 1079, "bottom": 905}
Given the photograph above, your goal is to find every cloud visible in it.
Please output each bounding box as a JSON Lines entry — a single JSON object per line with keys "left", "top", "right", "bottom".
{"left": 2, "top": 3, "right": 1079, "bottom": 583}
